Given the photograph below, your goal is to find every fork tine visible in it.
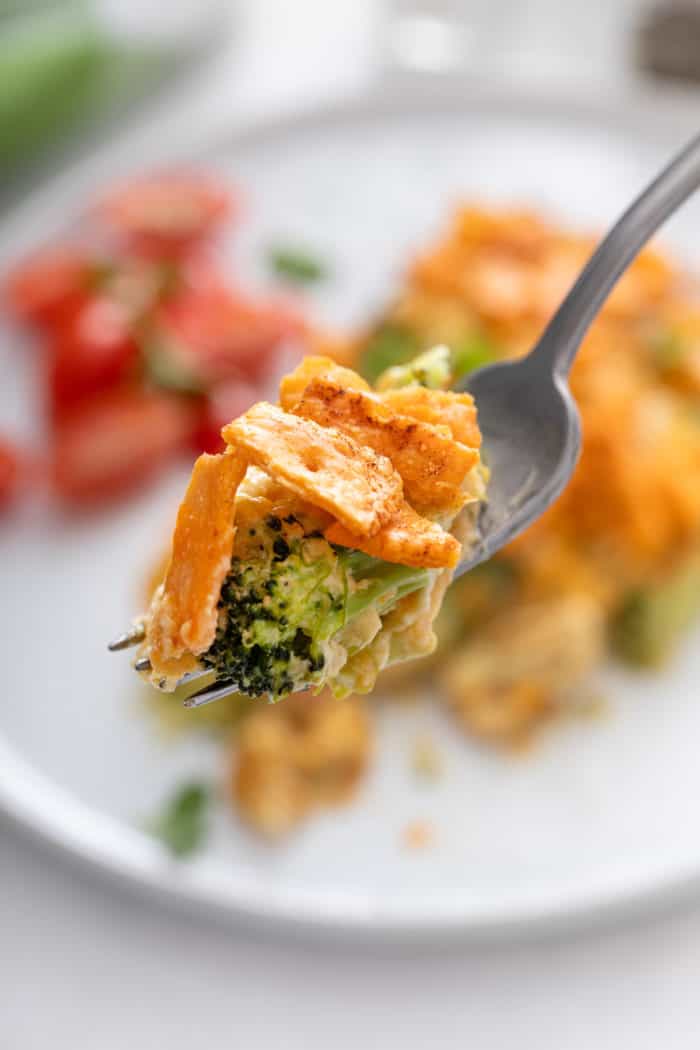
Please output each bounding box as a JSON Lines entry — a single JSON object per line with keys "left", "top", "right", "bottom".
{"left": 131, "top": 658, "right": 212, "bottom": 687}
{"left": 183, "top": 680, "right": 238, "bottom": 709}
{"left": 108, "top": 624, "right": 146, "bottom": 651}
{"left": 175, "top": 668, "right": 213, "bottom": 687}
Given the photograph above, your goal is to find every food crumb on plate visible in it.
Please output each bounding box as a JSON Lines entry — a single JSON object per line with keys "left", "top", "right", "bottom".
{"left": 401, "top": 819, "right": 435, "bottom": 851}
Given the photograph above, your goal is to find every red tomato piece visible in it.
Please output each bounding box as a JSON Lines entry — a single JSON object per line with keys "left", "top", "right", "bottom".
{"left": 0, "top": 439, "right": 21, "bottom": 511}
{"left": 48, "top": 297, "right": 140, "bottom": 419}
{"left": 175, "top": 251, "right": 232, "bottom": 298}
{"left": 156, "top": 285, "right": 305, "bottom": 386}
{"left": 4, "top": 247, "right": 95, "bottom": 330}
{"left": 100, "top": 173, "right": 233, "bottom": 252}
{"left": 190, "top": 380, "right": 261, "bottom": 454}
{"left": 53, "top": 390, "right": 194, "bottom": 506}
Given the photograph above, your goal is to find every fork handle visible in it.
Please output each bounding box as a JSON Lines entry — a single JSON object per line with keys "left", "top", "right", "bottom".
{"left": 534, "top": 129, "right": 700, "bottom": 376}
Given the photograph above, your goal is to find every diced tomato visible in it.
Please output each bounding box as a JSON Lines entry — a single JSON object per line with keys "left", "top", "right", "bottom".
{"left": 99, "top": 173, "right": 233, "bottom": 253}
{"left": 53, "top": 389, "right": 194, "bottom": 505}
{"left": 174, "top": 251, "right": 234, "bottom": 302}
{"left": 152, "top": 285, "right": 305, "bottom": 387}
{"left": 190, "top": 380, "right": 260, "bottom": 454}
{"left": 0, "top": 440, "right": 21, "bottom": 511}
{"left": 48, "top": 297, "right": 140, "bottom": 419}
{"left": 4, "top": 247, "right": 95, "bottom": 330}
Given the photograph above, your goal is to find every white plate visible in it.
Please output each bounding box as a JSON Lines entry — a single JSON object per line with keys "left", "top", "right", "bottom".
{"left": 3, "top": 84, "right": 700, "bottom": 941}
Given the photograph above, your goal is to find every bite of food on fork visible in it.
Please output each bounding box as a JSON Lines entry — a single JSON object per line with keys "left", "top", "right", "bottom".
{"left": 110, "top": 348, "right": 487, "bottom": 706}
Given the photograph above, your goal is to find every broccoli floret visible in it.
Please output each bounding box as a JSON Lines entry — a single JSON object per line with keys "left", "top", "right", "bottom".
{"left": 203, "top": 514, "right": 430, "bottom": 701}
{"left": 375, "top": 344, "right": 453, "bottom": 391}
{"left": 611, "top": 551, "right": 700, "bottom": 668}
{"left": 358, "top": 324, "right": 420, "bottom": 384}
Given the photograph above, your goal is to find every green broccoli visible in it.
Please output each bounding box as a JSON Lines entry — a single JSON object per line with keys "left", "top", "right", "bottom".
{"left": 374, "top": 341, "right": 493, "bottom": 392}
{"left": 611, "top": 551, "right": 700, "bottom": 668}
{"left": 202, "top": 513, "right": 431, "bottom": 701}
{"left": 358, "top": 324, "right": 420, "bottom": 384}
{"left": 375, "top": 344, "right": 453, "bottom": 391}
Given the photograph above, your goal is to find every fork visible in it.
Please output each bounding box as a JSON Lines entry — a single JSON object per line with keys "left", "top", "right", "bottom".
{"left": 110, "top": 128, "right": 700, "bottom": 706}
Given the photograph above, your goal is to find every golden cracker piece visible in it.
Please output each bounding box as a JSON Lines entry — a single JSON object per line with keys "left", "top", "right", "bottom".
{"left": 147, "top": 451, "right": 245, "bottom": 675}
{"left": 294, "top": 377, "right": 478, "bottom": 515}
{"left": 223, "top": 402, "right": 404, "bottom": 537}
{"left": 381, "top": 386, "right": 482, "bottom": 450}
{"left": 279, "top": 355, "right": 370, "bottom": 411}
{"left": 325, "top": 503, "right": 461, "bottom": 569}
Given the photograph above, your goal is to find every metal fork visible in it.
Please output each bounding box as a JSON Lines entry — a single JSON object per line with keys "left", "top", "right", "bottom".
{"left": 110, "top": 128, "right": 700, "bottom": 706}
{"left": 108, "top": 626, "right": 216, "bottom": 706}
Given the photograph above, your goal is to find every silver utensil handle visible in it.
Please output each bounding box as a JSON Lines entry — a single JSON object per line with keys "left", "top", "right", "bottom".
{"left": 535, "top": 130, "right": 700, "bottom": 376}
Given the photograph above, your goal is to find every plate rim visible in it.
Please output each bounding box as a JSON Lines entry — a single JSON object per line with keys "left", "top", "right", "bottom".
{"left": 4, "top": 79, "right": 700, "bottom": 941}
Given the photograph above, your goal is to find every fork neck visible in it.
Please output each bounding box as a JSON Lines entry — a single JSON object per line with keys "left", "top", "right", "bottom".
{"left": 533, "top": 130, "right": 700, "bottom": 378}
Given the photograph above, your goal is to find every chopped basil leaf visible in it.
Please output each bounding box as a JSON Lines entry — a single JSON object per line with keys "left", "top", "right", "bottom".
{"left": 149, "top": 781, "right": 210, "bottom": 857}
{"left": 269, "top": 247, "right": 328, "bottom": 284}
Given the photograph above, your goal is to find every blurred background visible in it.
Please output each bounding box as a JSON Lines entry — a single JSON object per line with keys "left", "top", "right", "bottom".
{"left": 4, "top": 0, "right": 700, "bottom": 205}
{"left": 4, "top": 1, "right": 700, "bottom": 1047}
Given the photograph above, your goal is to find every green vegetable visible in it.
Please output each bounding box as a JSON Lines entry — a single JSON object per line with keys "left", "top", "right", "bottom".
{"left": 358, "top": 325, "right": 419, "bottom": 384}
{"left": 611, "top": 550, "right": 700, "bottom": 667}
{"left": 362, "top": 326, "right": 500, "bottom": 388}
{"left": 269, "top": 247, "right": 328, "bottom": 284}
{"left": 375, "top": 344, "right": 453, "bottom": 391}
{"left": 150, "top": 782, "right": 210, "bottom": 857}
{"left": 0, "top": 9, "right": 181, "bottom": 189}
{"left": 0, "top": 13, "right": 110, "bottom": 177}
{"left": 204, "top": 513, "right": 429, "bottom": 700}
{"left": 0, "top": 2, "right": 58, "bottom": 18}
{"left": 451, "top": 332, "right": 497, "bottom": 380}
{"left": 341, "top": 550, "right": 429, "bottom": 621}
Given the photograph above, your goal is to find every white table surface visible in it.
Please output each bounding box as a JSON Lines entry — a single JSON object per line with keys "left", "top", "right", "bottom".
{"left": 6, "top": 825, "right": 700, "bottom": 1050}
{"left": 5, "top": 2, "right": 700, "bottom": 1046}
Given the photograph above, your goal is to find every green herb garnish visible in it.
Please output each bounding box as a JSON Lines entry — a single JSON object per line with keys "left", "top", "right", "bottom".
{"left": 269, "top": 247, "right": 328, "bottom": 284}
{"left": 149, "top": 781, "right": 210, "bottom": 857}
